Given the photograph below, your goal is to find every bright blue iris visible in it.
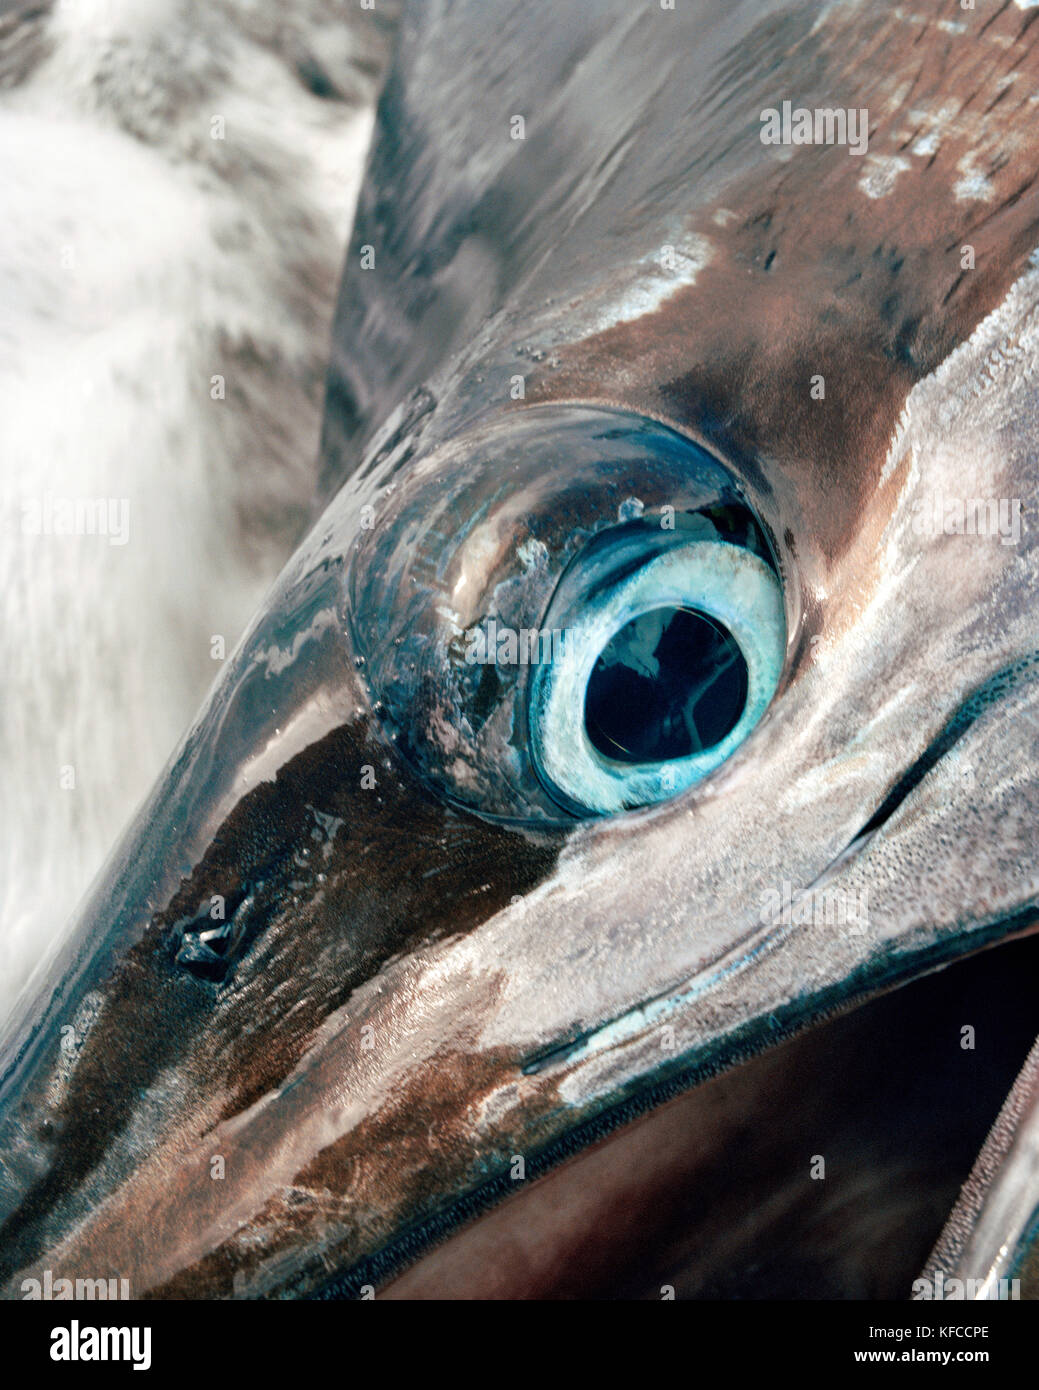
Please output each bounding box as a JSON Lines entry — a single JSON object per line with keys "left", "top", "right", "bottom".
{"left": 529, "top": 538, "right": 785, "bottom": 814}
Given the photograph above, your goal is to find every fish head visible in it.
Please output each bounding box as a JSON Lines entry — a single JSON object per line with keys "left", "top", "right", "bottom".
{"left": 2, "top": 0, "right": 1039, "bottom": 1300}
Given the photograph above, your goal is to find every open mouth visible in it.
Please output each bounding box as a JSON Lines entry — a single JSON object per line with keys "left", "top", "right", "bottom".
{"left": 368, "top": 929, "right": 1039, "bottom": 1299}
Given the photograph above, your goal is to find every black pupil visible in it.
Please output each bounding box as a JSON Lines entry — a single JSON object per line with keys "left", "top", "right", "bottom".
{"left": 584, "top": 607, "right": 748, "bottom": 764}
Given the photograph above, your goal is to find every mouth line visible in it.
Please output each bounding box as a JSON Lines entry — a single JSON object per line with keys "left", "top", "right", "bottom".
{"left": 314, "top": 926, "right": 1039, "bottom": 1301}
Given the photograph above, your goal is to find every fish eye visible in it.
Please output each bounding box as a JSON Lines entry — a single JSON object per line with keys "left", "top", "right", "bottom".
{"left": 528, "top": 522, "right": 785, "bottom": 815}
{"left": 347, "top": 405, "right": 787, "bottom": 823}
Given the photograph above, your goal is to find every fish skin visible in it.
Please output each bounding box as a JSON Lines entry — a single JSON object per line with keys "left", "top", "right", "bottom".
{"left": 2, "top": 0, "right": 1039, "bottom": 1299}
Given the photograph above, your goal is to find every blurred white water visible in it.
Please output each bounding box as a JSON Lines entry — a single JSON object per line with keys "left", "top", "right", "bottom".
{"left": 0, "top": 0, "right": 394, "bottom": 1020}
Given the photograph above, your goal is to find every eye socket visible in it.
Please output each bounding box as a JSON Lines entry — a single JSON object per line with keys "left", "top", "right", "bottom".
{"left": 346, "top": 406, "right": 787, "bottom": 824}
{"left": 528, "top": 531, "right": 785, "bottom": 815}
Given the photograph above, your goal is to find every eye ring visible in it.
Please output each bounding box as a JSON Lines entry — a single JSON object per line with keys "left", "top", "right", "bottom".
{"left": 528, "top": 539, "right": 786, "bottom": 815}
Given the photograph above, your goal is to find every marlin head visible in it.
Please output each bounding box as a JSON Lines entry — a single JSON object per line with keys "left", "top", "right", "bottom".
{"left": 2, "top": 0, "right": 1039, "bottom": 1299}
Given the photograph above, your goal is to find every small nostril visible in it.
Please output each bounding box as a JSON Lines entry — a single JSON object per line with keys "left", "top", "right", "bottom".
{"left": 173, "top": 886, "right": 254, "bottom": 984}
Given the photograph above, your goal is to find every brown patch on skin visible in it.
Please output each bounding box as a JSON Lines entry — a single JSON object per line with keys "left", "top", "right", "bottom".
{"left": 383, "top": 934, "right": 1039, "bottom": 1300}
{"left": 0, "top": 715, "right": 562, "bottom": 1288}
{"left": 145, "top": 1044, "right": 560, "bottom": 1299}
{"left": 159, "top": 722, "right": 560, "bottom": 1122}
{"left": 525, "top": 1, "right": 1039, "bottom": 571}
